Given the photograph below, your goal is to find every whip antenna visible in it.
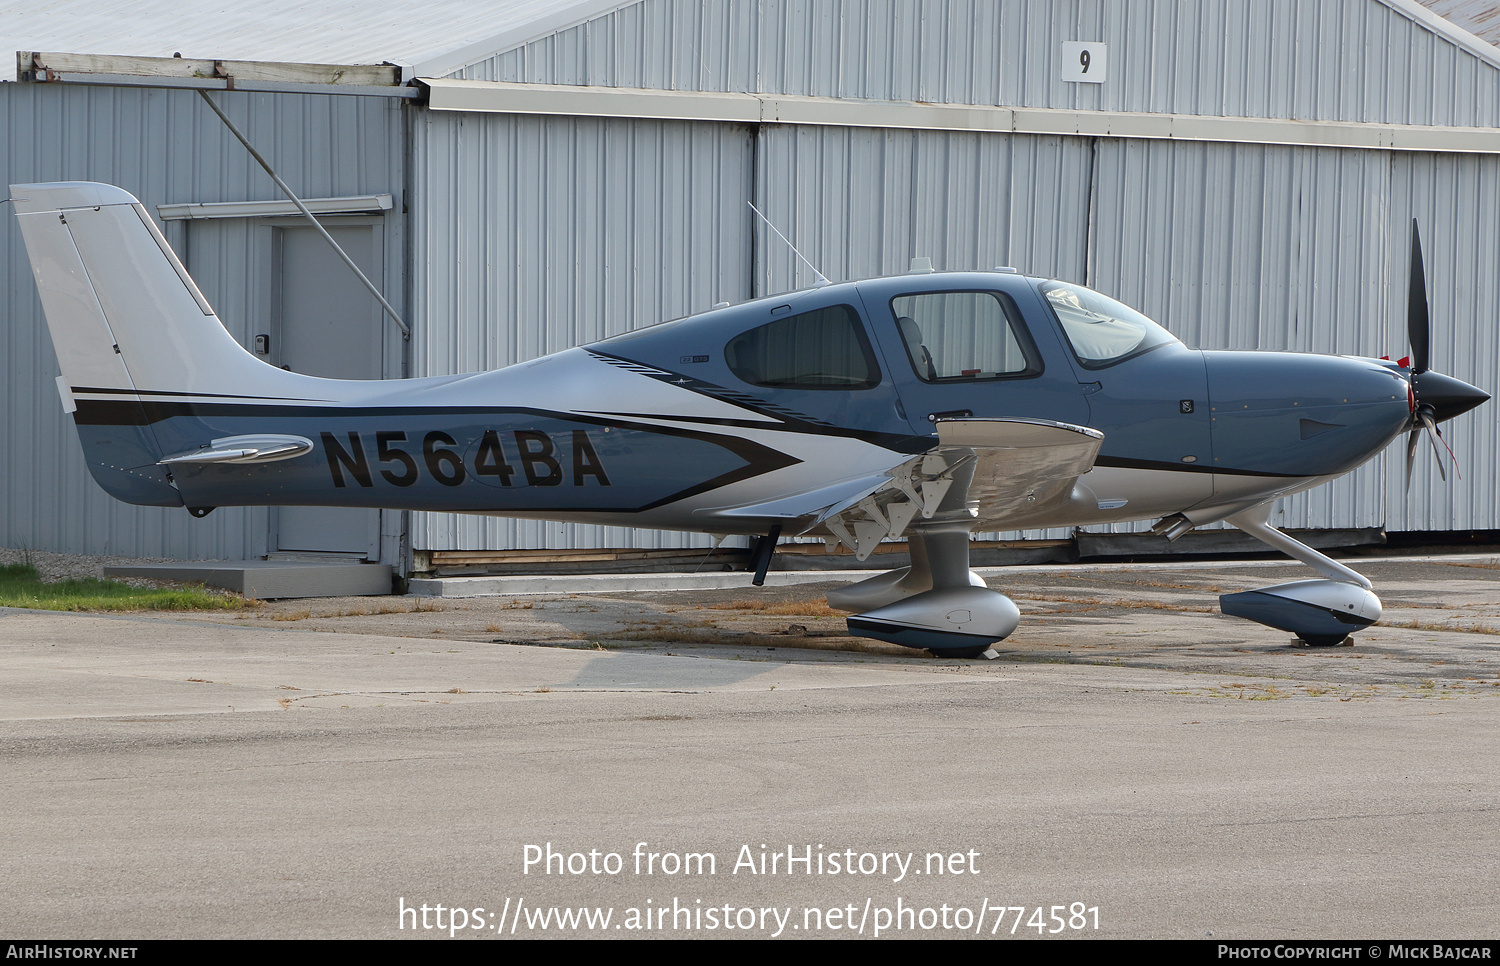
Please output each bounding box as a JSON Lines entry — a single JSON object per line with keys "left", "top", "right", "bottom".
{"left": 748, "top": 201, "right": 830, "bottom": 288}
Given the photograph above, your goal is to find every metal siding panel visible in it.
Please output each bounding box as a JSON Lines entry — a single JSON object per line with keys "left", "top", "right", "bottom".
{"left": 1227, "top": 0, "right": 1262, "bottom": 118}
{"left": 757, "top": 125, "right": 1092, "bottom": 289}
{"left": 1382, "top": 151, "right": 1500, "bottom": 532}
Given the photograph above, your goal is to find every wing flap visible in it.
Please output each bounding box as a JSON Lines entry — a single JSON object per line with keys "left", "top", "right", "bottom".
{"left": 695, "top": 472, "right": 890, "bottom": 528}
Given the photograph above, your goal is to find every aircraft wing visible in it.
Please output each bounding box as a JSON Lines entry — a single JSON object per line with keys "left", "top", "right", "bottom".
{"left": 939, "top": 418, "right": 1104, "bottom": 531}
{"left": 813, "top": 417, "right": 1102, "bottom": 558}
{"left": 700, "top": 418, "right": 1103, "bottom": 558}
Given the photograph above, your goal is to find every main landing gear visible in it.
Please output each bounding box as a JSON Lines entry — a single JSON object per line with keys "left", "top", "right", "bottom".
{"left": 828, "top": 526, "right": 1020, "bottom": 658}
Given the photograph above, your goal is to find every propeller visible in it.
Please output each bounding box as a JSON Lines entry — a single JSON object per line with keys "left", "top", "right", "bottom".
{"left": 1402, "top": 220, "right": 1489, "bottom": 489}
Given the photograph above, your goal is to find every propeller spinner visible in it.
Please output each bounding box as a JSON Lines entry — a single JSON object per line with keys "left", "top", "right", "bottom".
{"left": 1403, "top": 220, "right": 1489, "bottom": 487}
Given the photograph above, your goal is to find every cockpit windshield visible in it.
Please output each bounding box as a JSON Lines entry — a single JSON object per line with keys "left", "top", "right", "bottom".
{"left": 1040, "top": 280, "right": 1179, "bottom": 367}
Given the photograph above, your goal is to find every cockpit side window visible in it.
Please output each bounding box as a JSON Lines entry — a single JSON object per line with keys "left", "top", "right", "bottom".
{"left": 890, "top": 291, "right": 1040, "bottom": 382}
{"left": 724, "top": 304, "right": 880, "bottom": 390}
{"left": 1040, "top": 280, "right": 1179, "bottom": 368}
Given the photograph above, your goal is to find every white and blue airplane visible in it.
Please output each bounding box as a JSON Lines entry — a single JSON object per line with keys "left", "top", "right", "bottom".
{"left": 9, "top": 181, "right": 1489, "bottom": 656}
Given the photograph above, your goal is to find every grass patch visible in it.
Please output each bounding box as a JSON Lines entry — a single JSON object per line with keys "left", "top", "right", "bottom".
{"left": 0, "top": 563, "right": 241, "bottom": 612}
{"left": 1136, "top": 578, "right": 1227, "bottom": 594}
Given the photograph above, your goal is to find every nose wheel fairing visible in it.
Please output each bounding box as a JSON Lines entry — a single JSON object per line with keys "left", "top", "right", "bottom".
{"left": 1220, "top": 579, "right": 1382, "bottom": 643}
{"left": 1214, "top": 505, "right": 1384, "bottom": 645}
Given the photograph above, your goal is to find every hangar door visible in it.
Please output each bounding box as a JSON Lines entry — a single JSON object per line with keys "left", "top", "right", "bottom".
{"left": 269, "top": 220, "right": 385, "bottom": 556}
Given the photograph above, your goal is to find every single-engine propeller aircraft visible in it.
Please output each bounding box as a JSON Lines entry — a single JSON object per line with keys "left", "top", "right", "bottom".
{"left": 10, "top": 181, "right": 1490, "bottom": 655}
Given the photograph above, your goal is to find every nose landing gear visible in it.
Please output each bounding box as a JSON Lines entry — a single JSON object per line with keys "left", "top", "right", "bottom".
{"left": 1215, "top": 506, "right": 1382, "bottom": 646}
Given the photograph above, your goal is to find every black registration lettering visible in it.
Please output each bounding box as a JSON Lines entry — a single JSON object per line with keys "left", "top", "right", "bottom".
{"left": 376, "top": 431, "right": 418, "bottom": 486}
{"left": 572, "top": 430, "right": 611, "bottom": 486}
{"left": 423, "top": 431, "right": 466, "bottom": 486}
{"left": 322, "top": 431, "right": 372, "bottom": 488}
{"left": 322, "top": 427, "right": 609, "bottom": 489}
{"left": 514, "top": 430, "right": 562, "bottom": 486}
{"left": 473, "top": 430, "right": 515, "bottom": 486}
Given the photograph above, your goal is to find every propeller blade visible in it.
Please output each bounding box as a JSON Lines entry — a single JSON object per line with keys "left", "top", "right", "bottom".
{"left": 1419, "top": 410, "right": 1447, "bottom": 483}
{"left": 1408, "top": 219, "right": 1430, "bottom": 374}
{"left": 1398, "top": 221, "right": 1486, "bottom": 490}
{"left": 1404, "top": 426, "right": 1419, "bottom": 492}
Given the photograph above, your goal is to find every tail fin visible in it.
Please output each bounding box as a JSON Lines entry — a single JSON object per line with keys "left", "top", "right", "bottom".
{"left": 11, "top": 182, "right": 294, "bottom": 506}
{"left": 11, "top": 182, "right": 274, "bottom": 398}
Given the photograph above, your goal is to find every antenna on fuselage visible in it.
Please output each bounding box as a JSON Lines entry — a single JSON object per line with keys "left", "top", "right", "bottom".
{"left": 747, "top": 201, "right": 831, "bottom": 288}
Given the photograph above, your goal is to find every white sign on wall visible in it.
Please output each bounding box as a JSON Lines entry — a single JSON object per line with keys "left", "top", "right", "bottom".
{"left": 1061, "top": 41, "right": 1107, "bottom": 83}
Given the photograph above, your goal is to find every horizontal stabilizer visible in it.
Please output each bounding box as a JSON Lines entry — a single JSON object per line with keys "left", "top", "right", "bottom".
{"left": 159, "top": 435, "right": 315, "bottom": 466}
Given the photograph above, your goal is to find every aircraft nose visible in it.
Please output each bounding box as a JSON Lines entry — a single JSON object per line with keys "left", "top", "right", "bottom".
{"left": 1412, "top": 370, "right": 1490, "bottom": 423}
{"left": 1204, "top": 352, "right": 1414, "bottom": 478}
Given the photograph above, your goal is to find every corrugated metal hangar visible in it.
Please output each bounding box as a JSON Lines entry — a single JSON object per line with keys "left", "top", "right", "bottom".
{"left": 3, "top": 0, "right": 1498, "bottom": 577}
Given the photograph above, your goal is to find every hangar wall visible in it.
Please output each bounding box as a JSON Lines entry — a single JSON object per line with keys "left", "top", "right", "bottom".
{"left": 750, "top": 127, "right": 1094, "bottom": 291}
{"left": 407, "top": 120, "right": 1500, "bottom": 552}
{"left": 1384, "top": 150, "right": 1500, "bottom": 531}
{"left": 407, "top": 117, "right": 1105, "bottom": 552}
{"left": 0, "top": 83, "right": 405, "bottom": 559}
{"left": 455, "top": 0, "right": 1500, "bottom": 126}
{"left": 1089, "top": 139, "right": 1500, "bottom": 534}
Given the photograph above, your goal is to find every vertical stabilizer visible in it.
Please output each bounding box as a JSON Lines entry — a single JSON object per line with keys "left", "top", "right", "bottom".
{"left": 11, "top": 184, "right": 141, "bottom": 395}
{"left": 11, "top": 181, "right": 273, "bottom": 399}
{"left": 9, "top": 181, "right": 256, "bottom": 505}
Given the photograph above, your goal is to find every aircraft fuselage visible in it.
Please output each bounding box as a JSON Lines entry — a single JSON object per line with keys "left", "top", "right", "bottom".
{"left": 70, "top": 271, "right": 1414, "bottom": 535}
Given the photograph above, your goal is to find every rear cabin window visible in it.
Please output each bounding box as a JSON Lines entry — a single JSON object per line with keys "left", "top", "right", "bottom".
{"left": 724, "top": 304, "right": 880, "bottom": 390}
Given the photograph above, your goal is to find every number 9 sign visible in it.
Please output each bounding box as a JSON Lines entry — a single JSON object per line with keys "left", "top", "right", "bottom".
{"left": 1061, "top": 41, "right": 1107, "bottom": 83}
